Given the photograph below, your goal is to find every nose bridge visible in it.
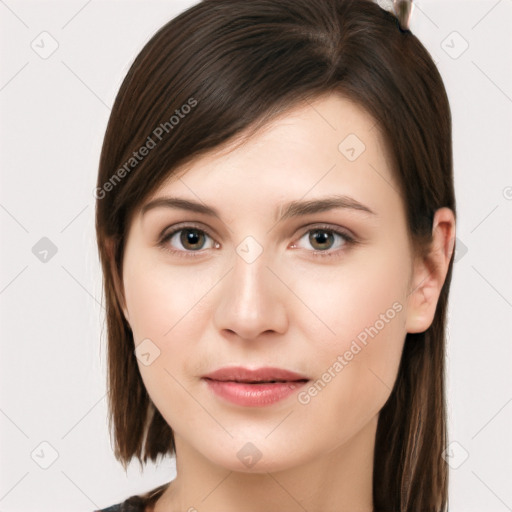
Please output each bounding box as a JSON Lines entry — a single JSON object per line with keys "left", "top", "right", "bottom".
{"left": 213, "top": 236, "right": 288, "bottom": 339}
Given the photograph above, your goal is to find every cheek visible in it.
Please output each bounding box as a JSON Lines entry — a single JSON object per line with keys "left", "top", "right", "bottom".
{"left": 289, "top": 243, "right": 409, "bottom": 416}
{"left": 124, "top": 258, "right": 213, "bottom": 342}
{"left": 124, "top": 265, "right": 209, "bottom": 433}
{"left": 123, "top": 261, "right": 215, "bottom": 409}
{"left": 291, "top": 273, "right": 407, "bottom": 448}
{"left": 291, "top": 243, "right": 409, "bottom": 351}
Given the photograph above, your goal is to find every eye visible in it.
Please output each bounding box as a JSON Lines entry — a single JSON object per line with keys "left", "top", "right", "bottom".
{"left": 158, "top": 223, "right": 357, "bottom": 260}
{"left": 158, "top": 224, "right": 218, "bottom": 257}
{"left": 291, "top": 225, "right": 357, "bottom": 259}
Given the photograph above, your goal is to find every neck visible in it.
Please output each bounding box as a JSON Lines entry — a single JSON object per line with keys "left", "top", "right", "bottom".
{"left": 155, "top": 415, "right": 377, "bottom": 512}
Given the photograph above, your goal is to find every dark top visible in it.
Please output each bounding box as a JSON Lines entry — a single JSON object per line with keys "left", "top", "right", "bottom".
{"left": 94, "top": 482, "right": 169, "bottom": 512}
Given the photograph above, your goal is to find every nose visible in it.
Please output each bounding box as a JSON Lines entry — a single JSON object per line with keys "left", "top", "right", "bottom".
{"left": 213, "top": 245, "right": 289, "bottom": 341}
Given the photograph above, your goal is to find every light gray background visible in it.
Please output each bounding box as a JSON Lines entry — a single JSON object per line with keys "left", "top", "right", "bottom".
{"left": 0, "top": 1, "right": 511, "bottom": 510}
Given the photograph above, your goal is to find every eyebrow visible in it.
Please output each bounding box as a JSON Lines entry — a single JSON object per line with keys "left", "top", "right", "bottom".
{"left": 141, "top": 194, "right": 377, "bottom": 221}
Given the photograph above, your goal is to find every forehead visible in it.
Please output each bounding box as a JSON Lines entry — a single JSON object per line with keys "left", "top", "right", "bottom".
{"left": 143, "top": 93, "right": 400, "bottom": 219}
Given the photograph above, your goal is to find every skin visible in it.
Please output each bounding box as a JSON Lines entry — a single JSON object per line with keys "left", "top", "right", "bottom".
{"left": 114, "top": 93, "right": 455, "bottom": 512}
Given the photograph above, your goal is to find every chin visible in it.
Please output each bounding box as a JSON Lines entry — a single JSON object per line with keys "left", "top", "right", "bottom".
{"left": 202, "top": 441, "right": 307, "bottom": 474}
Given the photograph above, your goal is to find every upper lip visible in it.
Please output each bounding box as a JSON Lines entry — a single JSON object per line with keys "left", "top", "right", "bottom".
{"left": 202, "top": 366, "right": 309, "bottom": 383}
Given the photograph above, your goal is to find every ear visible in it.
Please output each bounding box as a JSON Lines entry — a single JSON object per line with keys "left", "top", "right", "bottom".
{"left": 105, "top": 238, "right": 130, "bottom": 324}
{"left": 405, "top": 207, "right": 456, "bottom": 333}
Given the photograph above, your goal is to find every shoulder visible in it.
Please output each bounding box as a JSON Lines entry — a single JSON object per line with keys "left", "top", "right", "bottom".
{"left": 93, "top": 498, "right": 145, "bottom": 512}
{"left": 94, "top": 506, "right": 122, "bottom": 512}
{"left": 93, "top": 500, "right": 141, "bottom": 512}
{"left": 93, "top": 504, "right": 123, "bottom": 512}
{"left": 94, "top": 482, "right": 170, "bottom": 512}
{"left": 93, "top": 496, "right": 147, "bottom": 512}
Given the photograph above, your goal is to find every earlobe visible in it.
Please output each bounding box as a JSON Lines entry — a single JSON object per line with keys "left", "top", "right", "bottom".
{"left": 405, "top": 207, "right": 456, "bottom": 334}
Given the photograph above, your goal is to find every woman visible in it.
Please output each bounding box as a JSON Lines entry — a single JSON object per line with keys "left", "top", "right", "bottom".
{"left": 94, "top": 0, "right": 456, "bottom": 510}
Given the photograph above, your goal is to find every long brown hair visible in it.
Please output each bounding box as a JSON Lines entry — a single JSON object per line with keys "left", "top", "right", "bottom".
{"left": 95, "top": 1, "right": 456, "bottom": 510}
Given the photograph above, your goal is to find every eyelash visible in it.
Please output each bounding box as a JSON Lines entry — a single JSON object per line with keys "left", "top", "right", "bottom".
{"left": 157, "top": 222, "right": 358, "bottom": 260}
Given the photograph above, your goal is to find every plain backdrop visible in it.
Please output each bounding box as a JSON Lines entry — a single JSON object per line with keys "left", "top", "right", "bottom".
{"left": 0, "top": 0, "right": 511, "bottom": 510}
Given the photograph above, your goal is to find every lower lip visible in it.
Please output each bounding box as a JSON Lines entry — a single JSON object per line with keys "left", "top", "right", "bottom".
{"left": 203, "top": 379, "right": 309, "bottom": 407}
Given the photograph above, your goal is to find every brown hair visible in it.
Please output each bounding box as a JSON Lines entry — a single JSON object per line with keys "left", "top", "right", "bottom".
{"left": 95, "top": 0, "right": 456, "bottom": 510}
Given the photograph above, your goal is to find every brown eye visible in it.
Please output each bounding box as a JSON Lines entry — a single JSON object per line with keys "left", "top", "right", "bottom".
{"left": 179, "top": 228, "right": 207, "bottom": 251}
{"left": 160, "top": 225, "right": 217, "bottom": 256}
{"left": 296, "top": 227, "right": 351, "bottom": 252}
{"left": 308, "top": 229, "right": 336, "bottom": 251}
{"left": 291, "top": 225, "right": 357, "bottom": 260}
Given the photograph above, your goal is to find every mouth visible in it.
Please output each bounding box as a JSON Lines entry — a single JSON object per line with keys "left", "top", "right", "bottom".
{"left": 201, "top": 366, "right": 310, "bottom": 383}
{"left": 202, "top": 377, "right": 309, "bottom": 385}
{"left": 201, "top": 366, "right": 310, "bottom": 407}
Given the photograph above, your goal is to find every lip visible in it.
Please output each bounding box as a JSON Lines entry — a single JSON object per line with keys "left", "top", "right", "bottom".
{"left": 201, "top": 366, "right": 310, "bottom": 407}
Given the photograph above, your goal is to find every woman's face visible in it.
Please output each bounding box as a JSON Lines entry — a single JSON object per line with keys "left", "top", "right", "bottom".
{"left": 120, "top": 93, "right": 417, "bottom": 473}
